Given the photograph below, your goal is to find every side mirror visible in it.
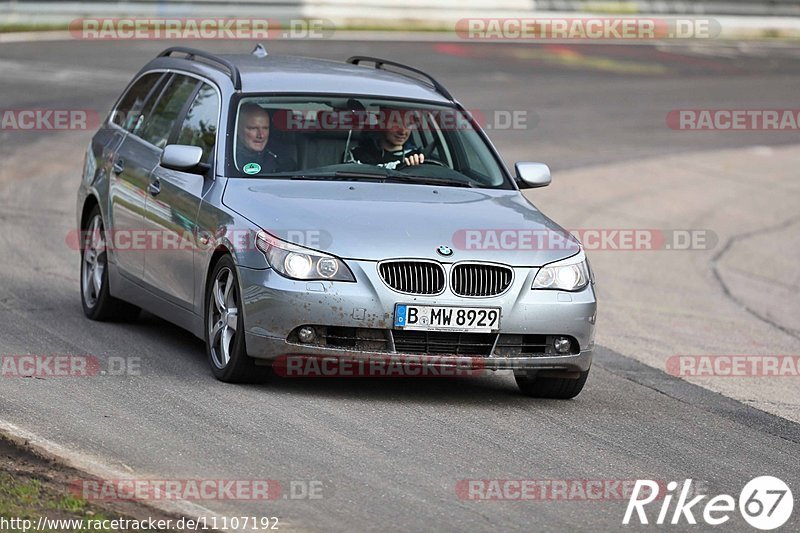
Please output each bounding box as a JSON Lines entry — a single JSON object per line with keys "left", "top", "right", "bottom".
{"left": 161, "top": 145, "right": 207, "bottom": 173}
{"left": 515, "top": 162, "right": 552, "bottom": 189}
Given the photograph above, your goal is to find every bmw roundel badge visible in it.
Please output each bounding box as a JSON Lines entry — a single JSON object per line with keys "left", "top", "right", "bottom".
{"left": 437, "top": 245, "right": 453, "bottom": 257}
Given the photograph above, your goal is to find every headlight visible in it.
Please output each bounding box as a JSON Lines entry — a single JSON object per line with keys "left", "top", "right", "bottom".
{"left": 532, "top": 251, "right": 591, "bottom": 291}
{"left": 255, "top": 231, "right": 355, "bottom": 282}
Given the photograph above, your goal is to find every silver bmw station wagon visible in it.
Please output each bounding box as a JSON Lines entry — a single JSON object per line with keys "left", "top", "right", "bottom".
{"left": 78, "top": 45, "right": 597, "bottom": 398}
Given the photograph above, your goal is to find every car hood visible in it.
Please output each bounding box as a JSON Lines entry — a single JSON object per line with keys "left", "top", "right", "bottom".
{"left": 222, "top": 179, "right": 580, "bottom": 266}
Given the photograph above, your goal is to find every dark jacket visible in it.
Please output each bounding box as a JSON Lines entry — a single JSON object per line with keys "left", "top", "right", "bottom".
{"left": 346, "top": 136, "right": 417, "bottom": 170}
{"left": 236, "top": 143, "right": 296, "bottom": 174}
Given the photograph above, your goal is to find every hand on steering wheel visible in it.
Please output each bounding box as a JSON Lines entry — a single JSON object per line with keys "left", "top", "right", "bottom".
{"left": 402, "top": 152, "right": 426, "bottom": 167}
{"left": 397, "top": 143, "right": 445, "bottom": 169}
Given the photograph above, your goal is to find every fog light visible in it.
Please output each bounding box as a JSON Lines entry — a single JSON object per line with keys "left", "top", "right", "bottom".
{"left": 298, "top": 327, "right": 316, "bottom": 344}
{"left": 553, "top": 336, "right": 571, "bottom": 354}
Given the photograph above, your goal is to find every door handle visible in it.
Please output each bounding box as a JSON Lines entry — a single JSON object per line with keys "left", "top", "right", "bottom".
{"left": 148, "top": 179, "right": 161, "bottom": 196}
{"left": 112, "top": 158, "right": 125, "bottom": 175}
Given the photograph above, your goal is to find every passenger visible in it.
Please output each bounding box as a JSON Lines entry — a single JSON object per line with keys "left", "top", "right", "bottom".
{"left": 346, "top": 107, "right": 425, "bottom": 170}
{"left": 236, "top": 104, "right": 296, "bottom": 173}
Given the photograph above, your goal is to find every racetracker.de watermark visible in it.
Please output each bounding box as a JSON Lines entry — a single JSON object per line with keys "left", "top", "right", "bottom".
{"left": 666, "top": 355, "right": 800, "bottom": 377}
{"left": 456, "top": 479, "right": 670, "bottom": 501}
{"left": 269, "top": 108, "right": 536, "bottom": 132}
{"left": 0, "top": 355, "right": 140, "bottom": 377}
{"left": 71, "top": 478, "right": 328, "bottom": 501}
{"left": 67, "top": 228, "right": 333, "bottom": 252}
{"left": 0, "top": 109, "right": 99, "bottom": 131}
{"left": 456, "top": 18, "right": 720, "bottom": 40}
{"left": 69, "top": 18, "right": 335, "bottom": 40}
{"left": 452, "top": 229, "right": 717, "bottom": 251}
{"left": 273, "top": 355, "right": 488, "bottom": 378}
{"left": 667, "top": 109, "right": 800, "bottom": 131}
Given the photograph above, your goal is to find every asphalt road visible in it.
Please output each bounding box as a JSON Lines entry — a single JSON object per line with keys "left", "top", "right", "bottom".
{"left": 0, "top": 38, "right": 799, "bottom": 531}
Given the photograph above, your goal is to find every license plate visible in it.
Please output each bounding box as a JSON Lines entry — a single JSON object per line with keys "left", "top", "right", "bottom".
{"left": 394, "top": 304, "right": 501, "bottom": 332}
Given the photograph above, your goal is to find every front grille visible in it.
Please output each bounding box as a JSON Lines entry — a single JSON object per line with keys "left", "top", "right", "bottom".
{"left": 451, "top": 263, "right": 513, "bottom": 297}
{"left": 393, "top": 330, "right": 496, "bottom": 356}
{"left": 379, "top": 260, "right": 445, "bottom": 295}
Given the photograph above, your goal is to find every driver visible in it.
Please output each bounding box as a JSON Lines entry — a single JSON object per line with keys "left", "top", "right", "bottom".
{"left": 346, "top": 107, "right": 425, "bottom": 170}
{"left": 236, "top": 103, "right": 296, "bottom": 174}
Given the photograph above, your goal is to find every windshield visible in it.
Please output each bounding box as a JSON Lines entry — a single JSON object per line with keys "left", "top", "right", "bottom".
{"left": 227, "top": 96, "right": 513, "bottom": 189}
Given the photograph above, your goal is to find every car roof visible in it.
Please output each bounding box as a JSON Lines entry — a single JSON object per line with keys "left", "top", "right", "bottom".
{"left": 147, "top": 52, "right": 454, "bottom": 104}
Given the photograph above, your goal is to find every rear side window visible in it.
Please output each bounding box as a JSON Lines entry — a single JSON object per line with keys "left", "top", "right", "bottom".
{"left": 139, "top": 75, "right": 199, "bottom": 149}
{"left": 176, "top": 83, "right": 219, "bottom": 161}
{"left": 111, "top": 72, "right": 163, "bottom": 132}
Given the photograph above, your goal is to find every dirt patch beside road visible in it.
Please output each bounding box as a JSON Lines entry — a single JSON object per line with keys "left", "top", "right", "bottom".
{"left": 0, "top": 432, "right": 199, "bottom": 532}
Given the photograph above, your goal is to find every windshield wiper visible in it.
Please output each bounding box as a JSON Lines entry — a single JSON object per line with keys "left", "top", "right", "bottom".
{"left": 288, "top": 171, "right": 387, "bottom": 181}
{"left": 333, "top": 171, "right": 389, "bottom": 180}
{"left": 387, "top": 175, "right": 474, "bottom": 188}
{"left": 336, "top": 170, "right": 474, "bottom": 187}
{"left": 292, "top": 171, "right": 474, "bottom": 188}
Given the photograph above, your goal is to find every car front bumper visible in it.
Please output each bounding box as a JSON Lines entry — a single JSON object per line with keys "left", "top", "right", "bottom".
{"left": 238, "top": 260, "right": 596, "bottom": 373}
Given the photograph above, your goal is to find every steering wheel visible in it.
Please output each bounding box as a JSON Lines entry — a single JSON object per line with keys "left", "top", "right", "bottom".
{"left": 396, "top": 143, "right": 446, "bottom": 169}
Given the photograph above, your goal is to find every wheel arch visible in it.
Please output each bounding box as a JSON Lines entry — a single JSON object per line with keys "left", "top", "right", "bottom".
{"left": 80, "top": 195, "right": 100, "bottom": 230}
{"left": 203, "top": 245, "right": 237, "bottom": 317}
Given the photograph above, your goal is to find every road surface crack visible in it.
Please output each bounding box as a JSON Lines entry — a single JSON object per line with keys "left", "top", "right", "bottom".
{"left": 710, "top": 215, "right": 800, "bottom": 342}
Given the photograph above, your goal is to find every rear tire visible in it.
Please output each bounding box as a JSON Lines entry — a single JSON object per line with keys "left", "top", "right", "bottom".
{"left": 80, "top": 207, "right": 140, "bottom": 322}
{"left": 515, "top": 369, "right": 589, "bottom": 399}
{"left": 205, "top": 255, "right": 270, "bottom": 383}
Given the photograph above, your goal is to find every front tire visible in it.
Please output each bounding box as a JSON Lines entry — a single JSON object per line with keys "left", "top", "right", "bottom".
{"left": 80, "top": 207, "right": 140, "bottom": 322}
{"left": 515, "top": 369, "right": 589, "bottom": 399}
{"left": 205, "top": 256, "right": 270, "bottom": 383}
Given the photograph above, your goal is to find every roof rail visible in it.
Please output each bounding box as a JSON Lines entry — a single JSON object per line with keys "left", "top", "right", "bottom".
{"left": 346, "top": 56, "right": 454, "bottom": 101}
{"left": 158, "top": 47, "right": 242, "bottom": 90}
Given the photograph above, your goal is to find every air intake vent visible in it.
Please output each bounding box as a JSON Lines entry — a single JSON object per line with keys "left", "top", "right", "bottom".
{"left": 451, "top": 263, "right": 513, "bottom": 297}
{"left": 378, "top": 261, "right": 445, "bottom": 295}
{"left": 393, "top": 331, "right": 496, "bottom": 356}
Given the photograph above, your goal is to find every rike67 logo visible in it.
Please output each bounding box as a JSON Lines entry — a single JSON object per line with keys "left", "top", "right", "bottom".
{"left": 624, "top": 476, "right": 793, "bottom": 530}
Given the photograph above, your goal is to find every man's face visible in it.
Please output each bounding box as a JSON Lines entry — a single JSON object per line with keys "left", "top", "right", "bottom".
{"left": 239, "top": 109, "right": 270, "bottom": 152}
{"left": 384, "top": 123, "right": 411, "bottom": 149}
{"left": 379, "top": 108, "right": 417, "bottom": 150}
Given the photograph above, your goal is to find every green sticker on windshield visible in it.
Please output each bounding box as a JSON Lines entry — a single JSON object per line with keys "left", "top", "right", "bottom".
{"left": 243, "top": 162, "right": 261, "bottom": 175}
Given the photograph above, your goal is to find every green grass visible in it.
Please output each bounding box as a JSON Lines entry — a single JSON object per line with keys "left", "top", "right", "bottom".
{"left": 0, "top": 23, "right": 69, "bottom": 33}
{"left": 0, "top": 471, "right": 170, "bottom": 532}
